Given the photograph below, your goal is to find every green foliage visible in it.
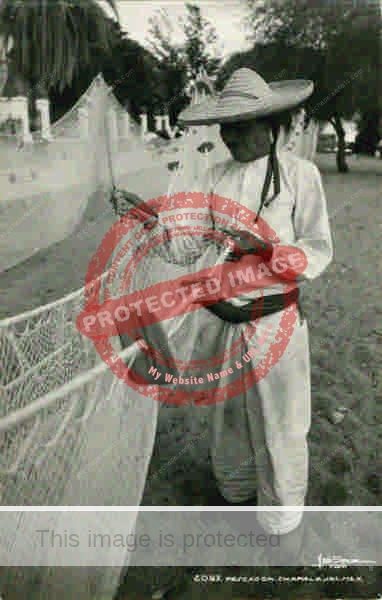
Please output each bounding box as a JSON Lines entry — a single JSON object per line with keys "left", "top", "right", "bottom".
{"left": 147, "top": 3, "right": 222, "bottom": 122}
{"left": 148, "top": 3, "right": 221, "bottom": 78}
{"left": 225, "top": 0, "right": 381, "bottom": 168}
{"left": 102, "top": 25, "right": 165, "bottom": 121}
{"left": 0, "top": 3, "right": 164, "bottom": 124}
{"left": 246, "top": 0, "right": 358, "bottom": 49}
{"left": 241, "top": 0, "right": 380, "bottom": 123}
{"left": 181, "top": 3, "right": 221, "bottom": 80}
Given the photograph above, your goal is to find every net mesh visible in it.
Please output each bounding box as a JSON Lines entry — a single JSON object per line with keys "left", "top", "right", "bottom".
{"left": 0, "top": 70, "right": 318, "bottom": 273}
{"left": 284, "top": 108, "right": 319, "bottom": 160}
{"left": 0, "top": 72, "right": 320, "bottom": 487}
{"left": 0, "top": 270, "right": 156, "bottom": 595}
{"left": 0, "top": 73, "right": 144, "bottom": 272}
{"left": 0, "top": 75, "right": 208, "bottom": 503}
{"left": 104, "top": 78, "right": 234, "bottom": 380}
{"left": 0, "top": 269, "right": 160, "bottom": 501}
{"left": 0, "top": 276, "right": 98, "bottom": 487}
{"left": 0, "top": 73, "right": 320, "bottom": 596}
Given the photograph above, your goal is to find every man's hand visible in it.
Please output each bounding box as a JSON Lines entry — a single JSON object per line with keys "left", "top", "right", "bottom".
{"left": 176, "top": 245, "right": 307, "bottom": 307}
{"left": 110, "top": 189, "right": 143, "bottom": 215}
{"left": 219, "top": 227, "right": 274, "bottom": 258}
{"left": 110, "top": 188, "right": 158, "bottom": 227}
{"left": 177, "top": 254, "right": 282, "bottom": 306}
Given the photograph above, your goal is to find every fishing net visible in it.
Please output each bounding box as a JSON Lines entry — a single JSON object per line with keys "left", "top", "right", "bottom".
{"left": 0, "top": 73, "right": 222, "bottom": 504}
{"left": 0, "top": 76, "right": 224, "bottom": 595}
{"left": 102, "top": 83, "right": 317, "bottom": 397}
{"left": 0, "top": 73, "right": 146, "bottom": 273}
{"left": 283, "top": 108, "right": 319, "bottom": 160}
{"left": 0, "top": 69, "right": 318, "bottom": 274}
{"left": 0, "top": 270, "right": 158, "bottom": 504}
{"left": 0, "top": 272, "right": 159, "bottom": 597}
{"left": 0, "top": 72, "right": 320, "bottom": 492}
{"left": 101, "top": 81, "right": 238, "bottom": 396}
{"left": 0, "top": 70, "right": 320, "bottom": 596}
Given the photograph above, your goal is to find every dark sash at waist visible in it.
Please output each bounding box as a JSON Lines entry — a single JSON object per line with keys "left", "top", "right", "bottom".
{"left": 205, "top": 288, "right": 299, "bottom": 324}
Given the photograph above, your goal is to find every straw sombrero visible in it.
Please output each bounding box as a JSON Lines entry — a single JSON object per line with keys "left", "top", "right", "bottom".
{"left": 178, "top": 68, "right": 314, "bottom": 126}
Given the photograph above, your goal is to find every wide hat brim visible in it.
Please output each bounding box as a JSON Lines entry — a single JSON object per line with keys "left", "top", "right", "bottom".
{"left": 178, "top": 80, "right": 314, "bottom": 126}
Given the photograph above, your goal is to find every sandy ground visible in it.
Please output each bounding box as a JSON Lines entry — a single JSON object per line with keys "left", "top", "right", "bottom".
{"left": 0, "top": 153, "right": 381, "bottom": 597}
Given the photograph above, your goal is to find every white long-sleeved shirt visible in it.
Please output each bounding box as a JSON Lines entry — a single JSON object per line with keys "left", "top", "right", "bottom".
{"left": 162, "top": 149, "right": 333, "bottom": 304}
{"left": 196, "top": 149, "right": 333, "bottom": 303}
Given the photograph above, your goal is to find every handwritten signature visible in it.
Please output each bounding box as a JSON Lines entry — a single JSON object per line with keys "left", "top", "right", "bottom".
{"left": 316, "top": 553, "right": 377, "bottom": 568}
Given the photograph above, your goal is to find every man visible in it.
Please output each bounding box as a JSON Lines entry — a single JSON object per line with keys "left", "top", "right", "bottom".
{"left": 111, "top": 67, "right": 333, "bottom": 581}
{"left": 175, "top": 67, "right": 333, "bottom": 564}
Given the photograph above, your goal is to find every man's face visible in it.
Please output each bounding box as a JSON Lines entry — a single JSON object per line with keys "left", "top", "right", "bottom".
{"left": 220, "top": 117, "right": 271, "bottom": 163}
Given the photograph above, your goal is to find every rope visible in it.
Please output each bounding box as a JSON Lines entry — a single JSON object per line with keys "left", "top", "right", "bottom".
{"left": 254, "top": 125, "right": 281, "bottom": 223}
{"left": 0, "top": 342, "right": 141, "bottom": 435}
{"left": 104, "top": 97, "right": 117, "bottom": 192}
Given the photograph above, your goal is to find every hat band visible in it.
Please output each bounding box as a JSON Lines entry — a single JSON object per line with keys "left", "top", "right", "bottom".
{"left": 220, "top": 90, "right": 261, "bottom": 101}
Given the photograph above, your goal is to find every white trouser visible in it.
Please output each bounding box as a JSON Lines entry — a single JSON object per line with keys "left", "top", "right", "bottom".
{"left": 209, "top": 314, "right": 311, "bottom": 535}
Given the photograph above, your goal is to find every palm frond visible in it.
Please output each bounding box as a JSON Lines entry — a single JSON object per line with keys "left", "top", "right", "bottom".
{"left": 0, "top": 0, "right": 119, "bottom": 91}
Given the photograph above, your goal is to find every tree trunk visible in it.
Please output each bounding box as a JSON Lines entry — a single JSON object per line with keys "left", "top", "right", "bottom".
{"left": 2, "top": 59, "right": 30, "bottom": 97}
{"left": 331, "top": 114, "right": 349, "bottom": 173}
{"left": 2, "top": 60, "right": 50, "bottom": 131}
